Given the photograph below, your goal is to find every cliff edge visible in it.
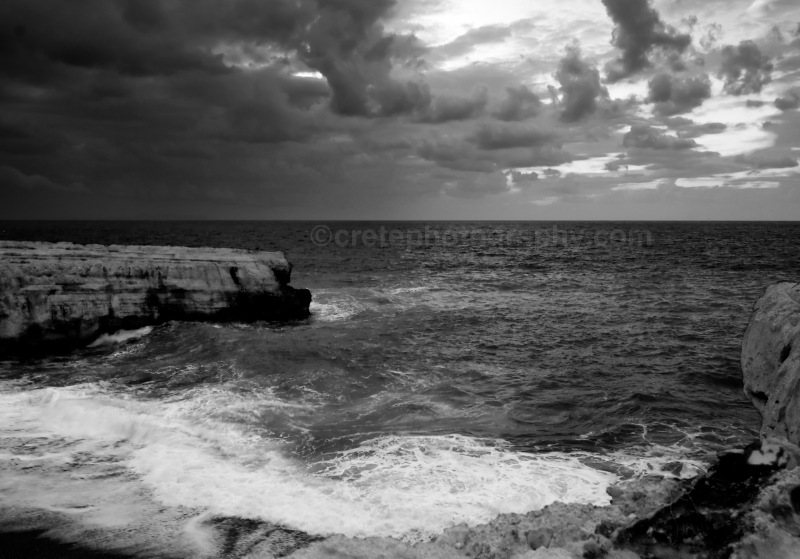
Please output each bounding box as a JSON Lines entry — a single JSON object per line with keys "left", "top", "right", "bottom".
{"left": 0, "top": 241, "right": 311, "bottom": 354}
{"left": 742, "top": 282, "right": 800, "bottom": 445}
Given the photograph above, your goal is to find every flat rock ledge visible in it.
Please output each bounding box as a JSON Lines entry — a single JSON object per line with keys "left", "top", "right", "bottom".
{"left": 0, "top": 241, "right": 311, "bottom": 355}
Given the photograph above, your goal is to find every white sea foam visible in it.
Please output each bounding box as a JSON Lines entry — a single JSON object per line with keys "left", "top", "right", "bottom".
{"left": 310, "top": 291, "right": 365, "bottom": 322}
{"left": 0, "top": 382, "right": 619, "bottom": 545}
{"left": 88, "top": 326, "right": 154, "bottom": 347}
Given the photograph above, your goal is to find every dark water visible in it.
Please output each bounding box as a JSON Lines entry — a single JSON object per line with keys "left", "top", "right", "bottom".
{"left": 0, "top": 221, "right": 797, "bottom": 548}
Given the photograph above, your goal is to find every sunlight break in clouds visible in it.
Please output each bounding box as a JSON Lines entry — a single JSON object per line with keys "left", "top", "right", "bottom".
{"left": 1, "top": 0, "right": 800, "bottom": 219}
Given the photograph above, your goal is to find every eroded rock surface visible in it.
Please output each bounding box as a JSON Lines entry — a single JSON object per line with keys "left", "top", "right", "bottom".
{"left": 741, "top": 282, "right": 800, "bottom": 445}
{"left": 0, "top": 241, "right": 311, "bottom": 354}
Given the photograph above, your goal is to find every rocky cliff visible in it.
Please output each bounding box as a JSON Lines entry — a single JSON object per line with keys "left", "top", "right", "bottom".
{"left": 742, "top": 282, "right": 800, "bottom": 445}
{"left": 0, "top": 241, "right": 311, "bottom": 354}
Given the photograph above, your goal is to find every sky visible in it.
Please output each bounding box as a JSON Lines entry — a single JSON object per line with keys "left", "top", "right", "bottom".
{"left": 1, "top": 0, "right": 800, "bottom": 220}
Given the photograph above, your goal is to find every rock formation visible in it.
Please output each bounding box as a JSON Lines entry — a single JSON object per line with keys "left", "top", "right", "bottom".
{"left": 742, "top": 282, "right": 800, "bottom": 445}
{"left": 0, "top": 241, "right": 311, "bottom": 354}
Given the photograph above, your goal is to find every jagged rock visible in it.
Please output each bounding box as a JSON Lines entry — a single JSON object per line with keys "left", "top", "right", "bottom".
{"left": 741, "top": 282, "right": 800, "bottom": 444}
{"left": 605, "top": 476, "right": 683, "bottom": 518}
{"left": 615, "top": 440, "right": 798, "bottom": 559}
{"left": 289, "top": 535, "right": 465, "bottom": 558}
{"left": 0, "top": 241, "right": 311, "bottom": 354}
{"left": 732, "top": 459, "right": 800, "bottom": 558}
{"left": 526, "top": 527, "right": 553, "bottom": 550}
{"left": 434, "top": 502, "right": 631, "bottom": 559}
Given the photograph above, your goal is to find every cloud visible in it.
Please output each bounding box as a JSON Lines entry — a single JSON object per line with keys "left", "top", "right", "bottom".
{"left": 601, "top": 0, "right": 692, "bottom": 82}
{"left": 434, "top": 24, "right": 514, "bottom": 59}
{"left": 469, "top": 123, "right": 556, "bottom": 150}
{"left": 554, "top": 45, "right": 607, "bottom": 122}
{"left": 416, "top": 124, "right": 572, "bottom": 176}
{"left": 492, "top": 86, "right": 541, "bottom": 121}
{"left": 509, "top": 170, "right": 539, "bottom": 184}
{"left": 666, "top": 120, "right": 727, "bottom": 138}
{"left": 0, "top": 117, "right": 70, "bottom": 155}
{"left": 417, "top": 138, "right": 496, "bottom": 172}
{"left": 775, "top": 89, "right": 800, "bottom": 110}
{"left": 439, "top": 169, "right": 510, "bottom": 198}
{"left": 1, "top": 0, "right": 799, "bottom": 219}
{"left": 418, "top": 89, "right": 488, "bottom": 123}
{"left": 0, "top": 165, "right": 86, "bottom": 192}
{"left": 734, "top": 153, "right": 798, "bottom": 169}
{"left": 374, "top": 80, "right": 432, "bottom": 117}
{"left": 647, "top": 72, "right": 712, "bottom": 115}
{"left": 718, "top": 40, "right": 773, "bottom": 95}
{"left": 298, "top": 0, "right": 433, "bottom": 117}
{"left": 622, "top": 124, "right": 698, "bottom": 149}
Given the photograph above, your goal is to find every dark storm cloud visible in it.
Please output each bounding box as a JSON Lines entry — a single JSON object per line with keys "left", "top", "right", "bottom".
{"left": 416, "top": 124, "right": 572, "bottom": 175}
{"left": 0, "top": 0, "right": 458, "bottom": 215}
{"left": 775, "top": 90, "right": 800, "bottom": 111}
{"left": 622, "top": 124, "right": 698, "bottom": 150}
{"left": 672, "top": 121, "right": 727, "bottom": 138}
{"left": 734, "top": 153, "right": 798, "bottom": 169}
{"left": 297, "top": 0, "right": 432, "bottom": 117}
{"left": 647, "top": 73, "right": 711, "bottom": 116}
{"left": 509, "top": 170, "right": 539, "bottom": 184}
{"left": 601, "top": 0, "right": 692, "bottom": 82}
{"left": 437, "top": 168, "right": 511, "bottom": 198}
{"left": 469, "top": 123, "right": 556, "bottom": 150}
{"left": 718, "top": 41, "right": 773, "bottom": 95}
{"left": 492, "top": 86, "right": 541, "bottom": 121}
{"left": 0, "top": 0, "right": 308, "bottom": 79}
{"left": 621, "top": 145, "right": 731, "bottom": 176}
{"left": 554, "top": 46, "right": 607, "bottom": 122}
{"left": 0, "top": 117, "right": 70, "bottom": 155}
{"left": 0, "top": 0, "right": 430, "bottom": 120}
{"left": 417, "top": 140, "right": 497, "bottom": 173}
{"left": 418, "top": 90, "right": 488, "bottom": 123}
{"left": 374, "top": 80, "right": 432, "bottom": 117}
{"left": 0, "top": 165, "right": 78, "bottom": 191}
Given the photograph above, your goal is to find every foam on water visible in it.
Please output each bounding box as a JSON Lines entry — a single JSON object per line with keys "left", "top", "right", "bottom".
{"left": 0, "top": 381, "right": 618, "bottom": 546}
{"left": 310, "top": 291, "right": 365, "bottom": 322}
{"left": 88, "top": 326, "right": 154, "bottom": 347}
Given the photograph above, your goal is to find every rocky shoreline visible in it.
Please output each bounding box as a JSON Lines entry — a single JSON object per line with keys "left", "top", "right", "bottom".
{"left": 1, "top": 258, "right": 798, "bottom": 558}
{"left": 0, "top": 241, "right": 311, "bottom": 356}
{"left": 286, "top": 281, "right": 800, "bottom": 559}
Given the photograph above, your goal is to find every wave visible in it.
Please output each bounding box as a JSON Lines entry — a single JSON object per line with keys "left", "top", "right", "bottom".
{"left": 88, "top": 326, "right": 154, "bottom": 347}
{"left": 310, "top": 291, "right": 365, "bottom": 322}
{"left": 0, "top": 382, "right": 618, "bottom": 546}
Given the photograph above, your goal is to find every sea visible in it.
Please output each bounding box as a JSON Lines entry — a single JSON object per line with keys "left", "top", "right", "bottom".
{"left": 0, "top": 221, "right": 798, "bottom": 556}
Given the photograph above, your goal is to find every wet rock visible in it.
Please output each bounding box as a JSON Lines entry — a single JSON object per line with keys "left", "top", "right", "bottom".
{"left": 606, "top": 476, "right": 684, "bottom": 518}
{"left": 207, "top": 516, "right": 323, "bottom": 557}
{"left": 0, "top": 241, "right": 311, "bottom": 355}
{"left": 615, "top": 440, "right": 795, "bottom": 559}
{"left": 434, "top": 502, "right": 631, "bottom": 559}
{"left": 732, "top": 462, "right": 800, "bottom": 558}
{"left": 289, "top": 535, "right": 465, "bottom": 558}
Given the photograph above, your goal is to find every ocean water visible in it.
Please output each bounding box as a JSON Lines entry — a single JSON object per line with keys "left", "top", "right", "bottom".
{"left": 0, "top": 221, "right": 798, "bottom": 555}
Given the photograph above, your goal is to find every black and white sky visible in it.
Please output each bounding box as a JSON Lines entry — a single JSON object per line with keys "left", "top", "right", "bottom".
{"left": 1, "top": 0, "right": 800, "bottom": 219}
